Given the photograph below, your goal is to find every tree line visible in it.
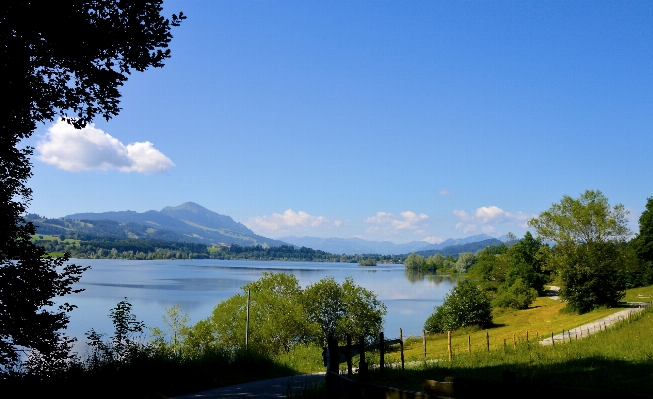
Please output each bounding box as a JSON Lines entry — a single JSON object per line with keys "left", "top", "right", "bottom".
{"left": 423, "top": 190, "right": 653, "bottom": 334}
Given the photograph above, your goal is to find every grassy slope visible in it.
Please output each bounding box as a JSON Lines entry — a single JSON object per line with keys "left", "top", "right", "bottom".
{"left": 368, "top": 286, "right": 653, "bottom": 397}
{"left": 395, "top": 296, "right": 622, "bottom": 362}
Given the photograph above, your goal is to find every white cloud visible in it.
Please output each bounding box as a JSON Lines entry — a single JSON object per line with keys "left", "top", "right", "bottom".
{"left": 364, "top": 211, "right": 429, "bottom": 230}
{"left": 423, "top": 236, "right": 443, "bottom": 244}
{"left": 37, "top": 120, "right": 174, "bottom": 173}
{"left": 438, "top": 189, "right": 453, "bottom": 196}
{"left": 453, "top": 206, "right": 534, "bottom": 232}
{"left": 245, "top": 209, "right": 342, "bottom": 234}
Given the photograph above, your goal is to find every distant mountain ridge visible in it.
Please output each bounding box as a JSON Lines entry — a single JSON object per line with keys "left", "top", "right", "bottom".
{"left": 60, "top": 202, "right": 286, "bottom": 247}
{"left": 280, "top": 234, "right": 500, "bottom": 255}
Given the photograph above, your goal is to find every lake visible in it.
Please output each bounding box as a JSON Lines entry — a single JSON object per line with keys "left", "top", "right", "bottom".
{"left": 62, "top": 259, "right": 458, "bottom": 348}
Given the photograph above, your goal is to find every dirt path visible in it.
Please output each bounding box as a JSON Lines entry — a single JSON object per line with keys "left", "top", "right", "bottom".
{"left": 172, "top": 373, "right": 325, "bottom": 399}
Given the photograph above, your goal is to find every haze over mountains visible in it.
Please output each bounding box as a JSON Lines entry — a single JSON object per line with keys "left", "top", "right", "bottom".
{"left": 280, "top": 234, "right": 504, "bottom": 255}
{"left": 29, "top": 201, "right": 506, "bottom": 255}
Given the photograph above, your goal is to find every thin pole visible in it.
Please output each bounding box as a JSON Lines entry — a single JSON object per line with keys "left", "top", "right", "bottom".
{"left": 448, "top": 331, "right": 452, "bottom": 361}
{"left": 513, "top": 334, "right": 516, "bottom": 350}
{"left": 380, "top": 332, "right": 385, "bottom": 377}
{"left": 526, "top": 330, "right": 529, "bottom": 342}
{"left": 486, "top": 332, "right": 490, "bottom": 353}
{"left": 245, "top": 289, "right": 250, "bottom": 351}
{"left": 551, "top": 332, "right": 554, "bottom": 346}
{"left": 399, "top": 328, "right": 405, "bottom": 370}
{"left": 422, "top": 329, "right": 427, "bottom": 360}
{"left": 562, "top": 329, "right": 565, "bottom": 343}
{"left": 468, "top": 335, "right": 471, "bottom": 354}
{"left": 503, "top": 338, "right": 506, "bottom": 354}
{"left": 346, "top": 335, "right": 352, "bottom": 378}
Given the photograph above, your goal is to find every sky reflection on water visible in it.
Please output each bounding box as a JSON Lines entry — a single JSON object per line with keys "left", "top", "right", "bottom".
{"left": 62, "top": 259, "right": 458, "bottom": 350}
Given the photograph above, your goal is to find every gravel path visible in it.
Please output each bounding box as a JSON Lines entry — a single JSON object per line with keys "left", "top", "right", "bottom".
{"left": 539, "top": 285, "right": 651, "bottom": 345}
{"left": 172, "top": 373, "right": 325, "bottom": 399}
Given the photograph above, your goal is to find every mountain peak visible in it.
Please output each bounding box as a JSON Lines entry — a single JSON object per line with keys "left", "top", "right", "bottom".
{"left": 161, "top": 202, "right": 208, "bottom": 214}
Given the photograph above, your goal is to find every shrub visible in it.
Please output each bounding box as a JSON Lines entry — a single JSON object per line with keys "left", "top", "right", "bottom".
{"left": 424, "top": 280, "right": 492, "bottom": 333}
{"left": 492, "top": 278, "right": 538, "bottom": 310}
{"left": 558, "top": 242, "right": 626, "bottom": 313}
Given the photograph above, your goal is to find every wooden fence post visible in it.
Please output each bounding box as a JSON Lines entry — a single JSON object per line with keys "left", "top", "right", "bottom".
{"left": 536, "top": 331, "right": 539, "bottom": 341}
{"left": 503, "top": 338, "right": 506, "bottom": 354}
{"left": 379, "top": 332, "right": 385, "bottom": 377}
{"left": 513, "top": 334, "right": 516, "bottom": 350}
{"left": 327, "top": 337, "right": 339, "bottom": 374}
{"left": 551, "top": 332, "right": 554, "bottom": 346}
{"left": 562, "top": 329, "right": 565, "bottom": 343}
{"left": 346, "top": 335, "right": 352, "bottom": 379}
{"left": 486, "top": 332, "right": 490, "bottom": 353}
{"left": 448, "top": 331, "right": 452, "bottom": 361}
{"left": 468, "top": 335, "right": 471, "bottom": 354}
{"left": 422, "top": 329, "right": 427, "bottom": 360}
{"left": 526, "top": 330, "right": 529, "bottom": 342}
{"left": 580, "top": 328, "right": 583, "bottom": 339}
{"left": 399, "top": 328, "right": 405, "bottom": 370}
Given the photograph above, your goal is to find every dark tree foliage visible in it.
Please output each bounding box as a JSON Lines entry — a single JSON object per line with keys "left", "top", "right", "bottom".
{"left": 559, "top": 242, "right": 626, "bottom": 313}
{"left": 633, "top": 197, "right": 653, "bottom": 264}
{"left": 0, "top": 1, "right": 183, "bottom": 367}
{"left": 424, "top": 280, "right": 492, "bottom": 333}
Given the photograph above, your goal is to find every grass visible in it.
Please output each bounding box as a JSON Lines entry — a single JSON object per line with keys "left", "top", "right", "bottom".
{"left": 623, "top": 285, "right": 653, "bottom": 302}
{"left": 275, "top": 343, "right": 325, "bottom": 374}
{"left": 393, "top": 296, "right": 622, "bottom": 363}
{"left": 343, "top": 284, "right": 653, "bottom": 397}
{"left": 364, "top": 306, "right": 653, "bottom": 397}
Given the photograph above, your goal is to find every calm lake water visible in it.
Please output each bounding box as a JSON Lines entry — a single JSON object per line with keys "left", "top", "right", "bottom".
{"left": 61, "top": 259, "right": 458, "bottom": 347}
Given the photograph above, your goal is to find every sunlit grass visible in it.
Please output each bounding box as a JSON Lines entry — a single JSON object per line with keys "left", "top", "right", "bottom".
{"left": 369, "top": 306, "right": 653, "bottom": 396}
{"left": 393, "top": 296, "right": 622, "bottom": 362}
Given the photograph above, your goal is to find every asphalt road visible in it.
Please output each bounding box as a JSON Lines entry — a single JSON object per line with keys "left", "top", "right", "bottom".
{"left": 172, "top": 373, "right": 325, "bottom": 399}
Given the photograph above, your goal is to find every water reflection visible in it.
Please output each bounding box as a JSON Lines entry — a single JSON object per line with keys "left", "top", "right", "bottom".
{"left": 62, "top": 259, "right": 458, "bottom": 343}
{"left": 403, "top": 269, "right": 460, "bottom": 286}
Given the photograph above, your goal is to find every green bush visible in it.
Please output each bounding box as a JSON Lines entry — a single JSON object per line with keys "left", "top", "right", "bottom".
{"left": 424, "top": 280, "right": 492, "bottom": 333}
{"left": 559, "top": 242, "right": 626, "bottom": 313}
{"left": 492, "top": 278, "right": 538, "bottom": 310}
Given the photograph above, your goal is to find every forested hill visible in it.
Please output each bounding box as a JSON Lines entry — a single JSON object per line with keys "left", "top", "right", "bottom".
{"left": 413, "top": 238, "right": 503, "bottom": 257}
{"left": 28, "top": 202, "right": 286, "bottom": 247}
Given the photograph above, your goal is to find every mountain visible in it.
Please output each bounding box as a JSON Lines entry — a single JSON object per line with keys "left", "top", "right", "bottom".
{"left": 414, "top": 238, "right": 504, "bottom": 257}
{"left": 415, "top": 234, "right": 495, "bottom": 251}
{"left": 280, "top": 234, "right": 501, "bottom": 255}
{"left": 60, "top": 202, "right": 286, "bottom": 247}
{"left": 280, "top": 236, "right": 430, "bottom": 255}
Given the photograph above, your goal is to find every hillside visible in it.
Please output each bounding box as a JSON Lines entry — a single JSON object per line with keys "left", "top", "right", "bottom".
{"left": 414, "top": 238, "right": 504, "bottom": 257}
{"left": 30, "top": 202, "right": 287, "bottom": 247}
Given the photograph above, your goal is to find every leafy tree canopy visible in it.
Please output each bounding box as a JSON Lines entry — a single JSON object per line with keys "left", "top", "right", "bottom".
{"left": 528, "top": 189, "right": 631, "bottom": 246}
{"left": 0, "top": 1, "right": 183, "bottom": 368}
{"left": 424, "top": 280, "right": 492, "bottom": 333}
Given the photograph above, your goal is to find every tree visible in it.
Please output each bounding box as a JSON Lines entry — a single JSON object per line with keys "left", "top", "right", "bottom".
{"left": 85, "top": 299, "right": 147, "bottom": 365}
{"left": 492, "top": 278, "right": 538, "bottom": 310}
{"left": 207, "top": 272, "right": 311, "bottom": 355}
{"left": 0, "top": 2, "right": 184, "bottom": 367}
{"left": 557, "top": 242, "right": 626, "bottom": 313}
{"left": 404, "top": 253, "right": 426, "bottom": 269}
{"left": 303, "top": 277, "right": 386, "bottom": 345}
{"left": 528, "top": 190, "right": 631, "bottom": 246}
{"left": 633, "top": 197, "right": 653, "bottom": 263}
{"left": 454, "top": 252, "right": 476, "bottom": 273}
{"left": 150, "top": 305, "right": 190, "bottom": 357}
{"left": 424, "top": 280, "right": 492, "bottom": 333}
{"left": 529, "top": 190, "right": 629, "bottom": 312}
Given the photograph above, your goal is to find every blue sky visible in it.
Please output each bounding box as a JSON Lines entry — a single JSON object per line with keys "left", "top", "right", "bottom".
{"left": 25, "top": 1, "right": 653, "bottom": 244}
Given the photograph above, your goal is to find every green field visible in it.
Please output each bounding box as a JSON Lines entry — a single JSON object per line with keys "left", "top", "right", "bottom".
{"left": 357, "top": 285, "right": 653, "bottom": 397}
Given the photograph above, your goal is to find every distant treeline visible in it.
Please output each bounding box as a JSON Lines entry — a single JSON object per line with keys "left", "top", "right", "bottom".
{"left": 33, "top": 237, "right": 407, "bottom": 263}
